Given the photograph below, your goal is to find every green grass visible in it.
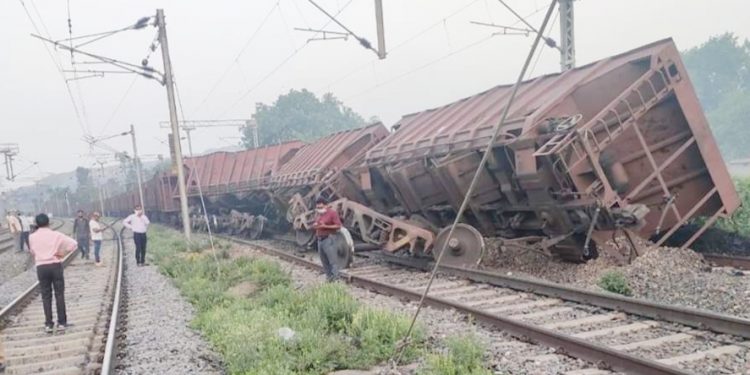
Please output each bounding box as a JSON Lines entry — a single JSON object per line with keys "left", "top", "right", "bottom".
{"left": 713, "top": 177, "right": 750, "bottom": 236}
{"left": 148, "top": 225, "right": 427, "bottom": 374}
{"left": 597, "top": 270, "right": 632, "bottom": 296}
{"left": 419, "top": 334, "right": 492, "bottom": 375}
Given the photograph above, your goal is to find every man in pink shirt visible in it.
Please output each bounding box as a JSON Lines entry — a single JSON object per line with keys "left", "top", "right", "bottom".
{"left": 29, "top": 213, "right": 77, "bottom": 333}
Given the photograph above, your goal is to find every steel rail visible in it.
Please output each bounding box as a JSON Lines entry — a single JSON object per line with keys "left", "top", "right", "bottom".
{"left": 0, "top": 219, "right": 68, "bottom": 321}
{"left": 100, "top": 223, "right": 125, "bottom": 375}
{"left": 365, "top": 253, "right": 750, "bottom": 339}
{"left": 224, "top": 236, "right": 692, "bottom": 375}
{"left": 702, "top": 253, "right": 750, "bottom": 271}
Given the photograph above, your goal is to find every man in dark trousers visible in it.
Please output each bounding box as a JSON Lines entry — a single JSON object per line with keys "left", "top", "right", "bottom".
{"left": 124, "top": 205, "right": 150, "bottom": 266}
{"left": 72, "top": 210, "right": 91, "bottom": 260}
{"left": 29, "top": 213, "right": 77, "bottom": 333}
{"left": 313, "top": 197, "right": 342, "bottom": 281}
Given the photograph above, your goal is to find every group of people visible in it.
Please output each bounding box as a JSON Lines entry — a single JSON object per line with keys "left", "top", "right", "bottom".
{"left": 4, "top": 209, "right": 34, "bottom": 252}
{"left": 3, "top": 205, "right": 150, "bottom": 334}
{"left": 5, "top": 198, "right": 349, "bottom": 335}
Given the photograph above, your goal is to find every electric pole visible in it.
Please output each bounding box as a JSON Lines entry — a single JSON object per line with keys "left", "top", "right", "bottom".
{"left": 95, "top": 159, "right": 107, "bottom": 215}
{"left": 157, "top": 9, "right": 192, "bottom": 240}
{"left": 130, "top": 124, "right": 145, "bottom": 209}
{"left": 0, "top": 144, "right": 20, "bottom": 181}
{"left": 559, "top": 0, "right": 575, "bottom": 71}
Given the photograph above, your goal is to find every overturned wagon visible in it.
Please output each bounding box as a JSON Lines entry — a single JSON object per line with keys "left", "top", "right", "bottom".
{"left": 335, "top": 38, "right": 738, "bottom": 264}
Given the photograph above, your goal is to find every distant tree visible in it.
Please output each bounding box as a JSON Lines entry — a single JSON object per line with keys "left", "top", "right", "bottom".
{"left": 683, "top": 33, "right": 750, "bottom": 160}
{"left": 242, "top": 89, "right": 366, "bottom": 148}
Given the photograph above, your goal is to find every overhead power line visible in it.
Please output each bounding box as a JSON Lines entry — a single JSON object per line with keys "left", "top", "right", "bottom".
{"left": 195, "top": 0, "right": 282, "bottom": 112}
{"left": 18, "top": 0, "right": 89, "bottom": 136}
{"left": 216, "top": 0, "right": 355, "bottom": 118}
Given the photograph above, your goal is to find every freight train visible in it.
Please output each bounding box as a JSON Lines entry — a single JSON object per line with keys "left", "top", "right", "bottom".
{"left": 92, "top": 39, "right": 740, "bottom": 267}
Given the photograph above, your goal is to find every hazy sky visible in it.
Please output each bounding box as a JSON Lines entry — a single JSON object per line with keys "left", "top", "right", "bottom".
{"left": 2, "top": 0, "right": 749, "bottom": 191}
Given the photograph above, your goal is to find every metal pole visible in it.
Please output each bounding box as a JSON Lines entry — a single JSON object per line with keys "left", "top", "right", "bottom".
{"left": 157, "top": 8, "right": 192, "bottom": 240}
{"left": 184, "top": 128, "right": 194, "bottom": 156}
{"left": 65, "top": 190, "right": 71, "bottom": 217}
{"left": 559, "top": 0, "right": 575, "bottom": 71}
{"left": 98, "top": 162, "right": 106, "bottom": 215}
{"left": 374, "top": 0, "right": 386, "bottom": 59}
{"left": 130, "top": 124, "right": 146, "bottom": 209}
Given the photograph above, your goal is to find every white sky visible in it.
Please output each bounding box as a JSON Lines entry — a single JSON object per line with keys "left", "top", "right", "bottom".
{"left": 1, "top": 0, "right": 749, "bottom": 191}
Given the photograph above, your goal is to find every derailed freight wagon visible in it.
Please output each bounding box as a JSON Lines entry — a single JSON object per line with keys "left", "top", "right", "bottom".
{"left": 180, "top": 141, "right": 304, "bottom": 237}
{"left": 336, "top": 38, "right": 738, "bottom": 264}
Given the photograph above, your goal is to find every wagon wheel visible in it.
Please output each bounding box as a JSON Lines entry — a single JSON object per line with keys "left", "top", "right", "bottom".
{"left": 328, "top": 231, "right": 353, "bottom": 270}
{"left": 248, "top": 216, "right": 265, "bottom": 240}
{"left": 296, "top": 229, "right": 316, "bottom": 247}
{"left": 432, "top": 224, "right": 485, "bottom": 267}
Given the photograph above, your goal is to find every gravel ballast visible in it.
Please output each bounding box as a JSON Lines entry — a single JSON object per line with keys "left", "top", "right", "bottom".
{"left": 484, "top": 238, "right": 750, "bottom": 319}
{"left": 115, "top": 239, "right": 224, "bottom": 375}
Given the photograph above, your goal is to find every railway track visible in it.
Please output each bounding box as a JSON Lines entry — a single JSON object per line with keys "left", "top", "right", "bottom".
{"left": 0, "top": 222, "right": 124, "bottom": 375}
{"left": 702, "top": 253, "right": 750, "bottom": 271}
{"left": 227, "top": 236, "right": 750, "bottom": 375}
{"left": 0, "top": 219, "right": 66, "bottom": 255}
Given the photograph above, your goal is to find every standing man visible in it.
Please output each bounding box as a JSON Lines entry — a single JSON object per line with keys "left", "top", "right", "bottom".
{"left": 312, "top": 197, "right": 342, "bottom": 282}
{"left": 89, "top": 212, "right": 107, "bottom": 266}
{"left": 6, "top": 210, "right": 22, "bottom": 252}
{"left": 19, "top": 211, "right": 32, "bottom": 251}
{"left": 29, "top": 213, "right": 77, "bottom": 333}
{"left": 72, "top": 210, "right": 91, "bottom": 260}
{"left": 124, "top": 205, "right": 150, "bottom": 266}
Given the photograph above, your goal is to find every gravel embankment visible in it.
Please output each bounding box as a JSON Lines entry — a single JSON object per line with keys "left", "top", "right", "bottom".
{"left": 484, "top": 237, "right": 750, "bottom": 318}
{"left": 0, "top": 246, "right": 33, "bottom": 286}
{"left": 241, "top": 240, "right": 610, "bottom": 375}
{"left": 115, "top": 239, "right": 225, "bottom": 375}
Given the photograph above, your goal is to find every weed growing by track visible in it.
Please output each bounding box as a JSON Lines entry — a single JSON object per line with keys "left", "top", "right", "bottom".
{"left": 419, "top": 334, "right": 492, "bottom": 375}
{"left": 148, "top": 226, "right": 428, "bottom": 374}
{"left": 597, "top": 270, "right": 632, "bottom": 296}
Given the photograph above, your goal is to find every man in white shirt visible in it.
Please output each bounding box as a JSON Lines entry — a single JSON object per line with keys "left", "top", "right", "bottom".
{"left": 89, "top": 212, "right": 107, "bottom": 266}
{"left": 6, "top": 210, "right": 22, "bottom": 252}
{"left": 123, "top": 205, "right": 150, "bottom": 267}
{"left": 19, "top": 211, "right": 32, "bottom": 251}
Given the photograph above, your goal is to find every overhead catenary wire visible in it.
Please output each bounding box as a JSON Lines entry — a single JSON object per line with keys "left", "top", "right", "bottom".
{"left": 344, "top": 34, "right": 497, "bottom": 101}
{"left": 195, "top": 0, "right": 282, "bottom": 112}
{"left": 18, "top": 0, "right": 88, "bottom": 136}
{"left": 528, "top": 9, "right": 558, "bottom": 77}
{"left": 216, "top": 0, "right": 355, "bottom": 118}
{"left": 389, "top": 0, "right": 559, "bottom": 364}
{"left": 318, "top": 0, "right": 550, "bottom": 93}
{"left": 64, "top": 0, "right": 92, "bottom": 136}
{"left": 98, "top": 31, "right": 160, "bottom": 138}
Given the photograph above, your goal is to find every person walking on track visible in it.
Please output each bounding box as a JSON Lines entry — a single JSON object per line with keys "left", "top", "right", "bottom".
{"left": 72, "top": 210, "right": 91, "bottom": 260}
{"left": 6, "top": 210, "right": 22, "bottom": 252}
{"left": 19, "top": 211, "right": 32, "bottom": 251}
{"left": 29, "top": 213, "right": 77, "bottom": 333}
{"left": 312, "top": 197, "right": 343, "bottom": 282}
{"left": 124, "top": 205, "right": 150, "bottom": 266}
{"left": 90, "top": 212, "right": 107, "bottom": 266}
